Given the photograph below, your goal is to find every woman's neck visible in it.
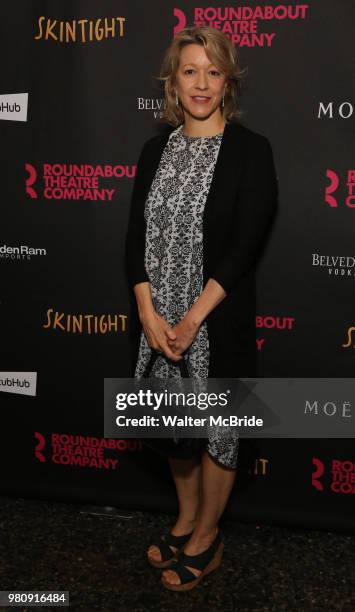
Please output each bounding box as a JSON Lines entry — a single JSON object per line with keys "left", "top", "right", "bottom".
{"left": 182, "top": 115, "right": 226, "bottom": 138}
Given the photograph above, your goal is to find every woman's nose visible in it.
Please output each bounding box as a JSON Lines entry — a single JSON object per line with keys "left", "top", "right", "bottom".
{"left": 195, "top": 71, "right": 208, "bottom": 89}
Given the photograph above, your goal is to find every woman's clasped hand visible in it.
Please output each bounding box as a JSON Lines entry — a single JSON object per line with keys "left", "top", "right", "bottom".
{"left": 140, "top": 309, "right": 199, "bottom": 362}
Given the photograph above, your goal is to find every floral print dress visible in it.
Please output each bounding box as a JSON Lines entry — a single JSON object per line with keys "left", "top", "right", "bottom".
{"left": 134, "top": 124, "right": 239, "bottom": 469}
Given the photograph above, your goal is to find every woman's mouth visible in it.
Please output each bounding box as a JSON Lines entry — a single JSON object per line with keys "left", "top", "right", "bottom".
{"left": 191, "top": 96, "right": 211, "bottom": 104}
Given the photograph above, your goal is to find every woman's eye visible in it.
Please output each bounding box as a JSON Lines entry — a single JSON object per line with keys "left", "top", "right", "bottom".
{"left": 183, "top": 69, "right": 221, "bottom": 76}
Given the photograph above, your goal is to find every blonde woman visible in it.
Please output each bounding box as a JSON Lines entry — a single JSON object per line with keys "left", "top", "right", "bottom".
{"left": 125, "top": 26, "right": 278, "bottom": 591}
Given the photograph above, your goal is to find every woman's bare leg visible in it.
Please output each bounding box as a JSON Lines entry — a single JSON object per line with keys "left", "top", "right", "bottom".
{"left": 147, "top": 455, "right": 202, "bottom": 563}
{"left": 162, "top": 450, "right": 236, "bottom": 584}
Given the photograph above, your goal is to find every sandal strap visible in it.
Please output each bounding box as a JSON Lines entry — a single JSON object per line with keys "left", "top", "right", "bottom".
{"left": 155, "top": 531, "right": 193, "bottom": 562}
{"left": 157, "top": 540, "right": 178, "bottom": 562}
{"left": 168, "top": 561, "right": 199, "bottom": 584}
{"left": 178, "top": 531, "right": 222, "bottom": 571}
{"left": 165, "top": 532, "right": 192, "bottom": 548}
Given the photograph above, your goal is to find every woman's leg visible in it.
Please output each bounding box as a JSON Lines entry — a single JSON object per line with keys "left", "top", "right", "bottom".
{"left": 147, "top": 455, "right": 202, "bottom": 562}
{"left": 162, "top": 450, "right": 236, "bottom": 584}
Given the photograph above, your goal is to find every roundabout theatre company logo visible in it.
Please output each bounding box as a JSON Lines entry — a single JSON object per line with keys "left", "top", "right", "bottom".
{"left": 173, "top": 5, "right": 310, "bottom": 46}
{"left": 25, "top": 162, "right": 135, "bottom": 202}
{"left": 34, "top": 432, "right": 142, "bottom": 470}
{"left": 312, "top": 456, "right": 355, "bottom": 495}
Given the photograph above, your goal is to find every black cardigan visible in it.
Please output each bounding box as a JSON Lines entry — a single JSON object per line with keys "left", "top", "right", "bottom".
{"left": 125, "top": 120, "right": 279, "bottom": 377}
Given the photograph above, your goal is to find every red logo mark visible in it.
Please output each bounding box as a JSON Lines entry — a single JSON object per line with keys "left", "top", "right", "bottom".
{"left": 25, "top": 163, "right": 37, "bottom": 198}
{"left": 34, "top": 431, "right": 46, "bottom": 462}
{"left": 312, "top": 456, "right": 324, "bottom": 491}
{"left": 173, "top": 8, "right": 186, "bottom": 36}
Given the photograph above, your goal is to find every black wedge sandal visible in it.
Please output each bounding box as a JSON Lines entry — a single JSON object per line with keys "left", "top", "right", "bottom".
{"left": 147, "top": 531, "right": 194, "bottom": 569}
{"left": 161, "top": 529, "right": 224, "bottom": 591}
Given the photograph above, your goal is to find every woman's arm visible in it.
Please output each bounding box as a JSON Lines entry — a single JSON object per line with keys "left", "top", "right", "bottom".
{"left": 168, "top": 135, "right": 278, "bottom": 356}
{"left": 185, "top": 136, "right": 278, "bottom": 325}
{"left": 133, "top": 281, "right": 155, "bottom": 320}
{"left": 166, "top": 279, "right": 226, "bottom": 356}
{"left": 125, "top": 141, "right": 151, "bottom": 289}
{"left": 125, "top": 143, "right": 181, "bottom": 361}
{"left": 208, "top": 135, "right": 279, "bottom": 296}
{"left": 134, "top": 280, "right": 182, "bottom": 361}
{"left": 185, "top": 278, "right": 226, "bottom": 328}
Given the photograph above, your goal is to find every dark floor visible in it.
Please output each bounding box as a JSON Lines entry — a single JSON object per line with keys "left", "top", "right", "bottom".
{"left": 0, "top": 496, "right": 354, "bottom": 612}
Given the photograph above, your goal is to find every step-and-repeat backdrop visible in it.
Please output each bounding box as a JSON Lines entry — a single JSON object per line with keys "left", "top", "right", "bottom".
{"left": 1, "top": 1, "right": 354, "bottom": 532}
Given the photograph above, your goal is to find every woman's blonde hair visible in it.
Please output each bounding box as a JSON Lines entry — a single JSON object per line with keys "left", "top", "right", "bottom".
{"left": 157, "top": 26, "right": 247, "bottom": 127}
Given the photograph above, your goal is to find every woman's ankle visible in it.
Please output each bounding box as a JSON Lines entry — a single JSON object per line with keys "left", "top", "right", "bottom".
{"left": 171, "top": 515, "right": 197, "bottom": 534}
{"left": 187, "top": 524, "right": 218, "bottom": 544}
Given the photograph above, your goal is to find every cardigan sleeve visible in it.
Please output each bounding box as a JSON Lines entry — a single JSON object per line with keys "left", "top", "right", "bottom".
{"left": 209, "top": 135, "right": 278, "bottom": 295}
{"left": 124, "top": 140, "right": 151, "bottom": 290}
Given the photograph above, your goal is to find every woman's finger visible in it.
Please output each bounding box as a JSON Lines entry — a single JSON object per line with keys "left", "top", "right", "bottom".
{"left": 159, "top": 336, "right": 182, "bottom": 361}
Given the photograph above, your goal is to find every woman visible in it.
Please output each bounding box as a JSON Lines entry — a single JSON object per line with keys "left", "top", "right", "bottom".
{"left": 125, "top": 26, "right": 278, "bottom": 591}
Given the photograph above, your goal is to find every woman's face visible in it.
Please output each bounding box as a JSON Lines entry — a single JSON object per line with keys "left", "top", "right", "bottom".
{"left": 174, "top": 43, "right": 227, "bottom": 122}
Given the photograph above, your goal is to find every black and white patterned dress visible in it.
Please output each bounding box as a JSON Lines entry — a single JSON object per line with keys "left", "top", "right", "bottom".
{"left": 134, "top": 123, "right": 239, "bottom": 469}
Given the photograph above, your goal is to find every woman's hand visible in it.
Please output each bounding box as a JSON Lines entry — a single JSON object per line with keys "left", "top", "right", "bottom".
{"left": 167, "top": 315, "right": 200, "bottom": 356}
{"left": 140, "top": 309, "right": 182, "bottom": 362}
